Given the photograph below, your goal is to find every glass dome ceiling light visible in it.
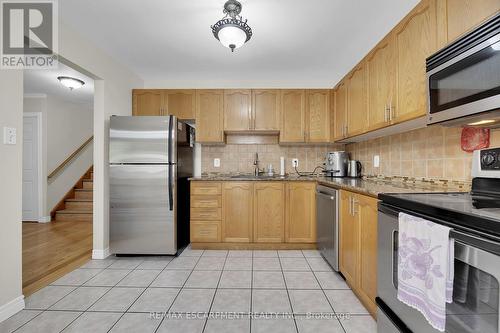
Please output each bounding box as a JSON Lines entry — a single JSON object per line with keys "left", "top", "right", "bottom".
{"left": 211, "top": 0, "right": 253, "bottom": 52}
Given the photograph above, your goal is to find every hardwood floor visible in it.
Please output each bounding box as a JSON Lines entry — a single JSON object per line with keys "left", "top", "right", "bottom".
{"left": 22, "top": 220, "right": 92, "bottom": 296}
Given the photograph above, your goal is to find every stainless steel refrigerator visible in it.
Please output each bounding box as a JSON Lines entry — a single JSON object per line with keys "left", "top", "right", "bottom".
{"left": 109, "top": 115, "right": 194, "bottom": 255}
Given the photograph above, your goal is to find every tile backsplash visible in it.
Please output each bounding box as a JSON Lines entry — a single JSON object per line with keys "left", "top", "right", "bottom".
{"left": 201, "top": 144, "right": 343, "bottom": 174}
{"left": 347, "top": 126, "right": 500, "bottom": 181}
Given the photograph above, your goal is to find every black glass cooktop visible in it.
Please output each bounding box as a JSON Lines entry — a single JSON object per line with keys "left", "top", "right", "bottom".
{"left": 379, "top": 190, "right": 500, "bottom": 240}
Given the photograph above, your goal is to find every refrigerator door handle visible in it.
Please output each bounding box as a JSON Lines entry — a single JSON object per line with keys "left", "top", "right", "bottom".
{"left": 168, "top": 164, "right": 174, "bottom": 211}
{"left": 168, "top": 115, "right": 174, "bottom": 164}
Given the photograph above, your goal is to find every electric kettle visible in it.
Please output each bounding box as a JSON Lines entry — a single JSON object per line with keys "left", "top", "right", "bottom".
{"left": 348, "top": 160, "right": 362, "bottom": 178}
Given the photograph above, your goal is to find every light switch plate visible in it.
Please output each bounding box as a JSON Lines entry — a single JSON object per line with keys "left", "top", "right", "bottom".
{"left": 214, "top": 158, "right": 220, "bottom": 168}
{"left": 292, "top": 158, "right": 299, "bottom": 168}
{"left": 3, "top": 127, "right": 16, "bottom": 145}
{"left": 373, "top": 155, "right": 380, "bottom": 168}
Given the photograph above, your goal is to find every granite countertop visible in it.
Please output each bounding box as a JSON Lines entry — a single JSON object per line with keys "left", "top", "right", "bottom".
{"left": 189, "top": 174, "right": 470, "bottom": 198}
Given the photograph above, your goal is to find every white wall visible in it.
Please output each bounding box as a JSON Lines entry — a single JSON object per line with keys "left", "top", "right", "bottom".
{"left": 57, "top": 22, "right": 143, "bottom": 258}
{"left": 23, "top": 95, "right": 94, "bottom": 216}
{"left": 0, "top": 71, "right": 24, "bottom": 321}
{"left": 45, "top": 96, "right": 93, "bottom": 211}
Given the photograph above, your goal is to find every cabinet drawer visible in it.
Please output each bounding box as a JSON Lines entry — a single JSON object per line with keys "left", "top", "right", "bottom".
{"left": 191, "top": 182, "right": 222, "bottom": 195}
{"left": 191, "top": 196, "right": 221, "bottom": 208}
{"left": 191, "top": 208, "right": 221, "bottom": 220}
{"left": 190, "top": 222, "right": 221, "bottom": 242}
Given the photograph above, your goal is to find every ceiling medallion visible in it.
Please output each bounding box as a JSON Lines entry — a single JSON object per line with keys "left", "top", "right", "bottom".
{"left": 211, "top": 0, "right": 253, "bottom": 52}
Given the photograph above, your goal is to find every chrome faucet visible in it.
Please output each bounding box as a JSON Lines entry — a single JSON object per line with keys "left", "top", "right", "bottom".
{"left": 253, "top": 153, "right": 260, "bottom": 176}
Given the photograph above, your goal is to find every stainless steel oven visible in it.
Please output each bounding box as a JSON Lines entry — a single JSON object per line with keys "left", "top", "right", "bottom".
{"left": 427, "top": 13, "right": 500, "bottom": 126}
{"left": 377, "top": 204, "right": 500, "bottom": 333}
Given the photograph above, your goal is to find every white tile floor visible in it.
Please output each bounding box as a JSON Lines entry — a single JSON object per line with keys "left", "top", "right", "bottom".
{"left": 1, "top": 248, "right": 377, "bottom": 333}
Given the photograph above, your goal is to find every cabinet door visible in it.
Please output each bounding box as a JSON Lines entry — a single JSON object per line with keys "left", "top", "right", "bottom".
{"left": 224, "top": 90, "right": 251, "bottom": 131}
{"left": 252, "top": 89, "right": 280, "bottom": 130}
{"left": 254, "top": 182, "right": 284, "bottom": 243}
{"left": 366, "top": 36, "right": 395, "bottom": 131}
{"left": 164, "top": 90, "right": 196, "bottom": 119}
{"left": 446, "top": 0, "right": 499, "bottom": 42}
{"left": 280, "top": 90, "right": 306, "bottom": 143}
{"left": 394, "top": 0, "right": 437, "bottom": 124}
{"left": 347, "top": 65, "right": 368, "bottom": 137}
{"left": 306, "top": 90, "right": 331, "bottom": 143}
{"left": 132, "top": 90, "right": 163, "bottom": 116}
{"left": 339, "top": 191, "right": 358, "bottom": 287}
{"left": 333, "top": 81, "right": 347, "bottom": 141}
{"left": 356, "top": 194, "right": 378, "bottom": 316}
{"left": 222, "top": 182, "right": 253, "bottom": 243}
{"left": 285, "top": 182, "right": 316, "bottom": 243}
{"left": 195, "top": 90, "right": 224, "bottom": 143}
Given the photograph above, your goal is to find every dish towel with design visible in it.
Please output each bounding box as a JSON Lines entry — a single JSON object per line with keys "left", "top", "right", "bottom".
{"left": 397, "top": 212, "right": 454, "bottom": 332}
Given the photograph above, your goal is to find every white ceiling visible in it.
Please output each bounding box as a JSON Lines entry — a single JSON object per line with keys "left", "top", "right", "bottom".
{"left": 60, "top": 0, "right": 419, "bottom": 88}
{"left": 24, "top": 61, "right": 94, "bottom": 104}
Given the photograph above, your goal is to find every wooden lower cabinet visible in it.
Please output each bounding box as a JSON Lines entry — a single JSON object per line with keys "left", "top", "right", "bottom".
{"left": 339, "top": 191, "right": 358, "bottom": 285}
{"left": 190, "top": 181, "right": 316, "bottom": 248}
{"left": 285, "top": 182, "right": 316, "bottom": 243}
{"left": 254, "top": 182, "right": 285, "bottom": 243}
{"left": 339, "top": 190, "right": 378, "bottom": 317}
{"left": 222, "top": 182, "right": 254, "bottom": 243}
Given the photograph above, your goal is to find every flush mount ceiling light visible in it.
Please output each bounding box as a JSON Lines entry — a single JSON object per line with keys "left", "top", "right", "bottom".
{"left": 57, "top": 76, "right": 85, "bottom": 90}
{"left": 211, "top": 0, "right": 253, "bottom": 52}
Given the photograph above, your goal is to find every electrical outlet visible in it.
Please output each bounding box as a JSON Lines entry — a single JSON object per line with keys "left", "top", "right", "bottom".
{"left": 292, "top": 158, "right": 299, "bottom": 168}
{"left": 373, "top": 155, "right": 380, "bottom": 168}
{"left": 3, "top": 127, "right": 16, "bottom": 145}
{"left": 214, "top": 158, "right": 220, "bottom": 168}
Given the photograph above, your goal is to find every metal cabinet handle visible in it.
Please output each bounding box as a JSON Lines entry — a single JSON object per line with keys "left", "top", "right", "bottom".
{"left": 384, "top": 105, "right": 388, "bottom": 122}
{"left": 389, "top": 103, "right": 394, "bottom": 121}
{"left": 352, "top": 197, "right": 359, "bottom": 215}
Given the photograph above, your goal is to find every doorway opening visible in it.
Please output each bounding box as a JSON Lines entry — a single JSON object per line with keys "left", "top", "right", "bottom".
{"left": 22, "top": 61, "right": 95, "bottom": 295}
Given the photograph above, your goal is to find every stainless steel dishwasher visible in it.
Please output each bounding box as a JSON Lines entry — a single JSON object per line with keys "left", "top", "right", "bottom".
{"left": 316, "top": 185, "right": 339, "bottom": 271}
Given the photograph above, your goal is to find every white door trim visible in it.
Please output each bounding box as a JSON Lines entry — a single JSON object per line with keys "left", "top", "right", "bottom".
{"left": 23, "top": 112, "right": 46, "bottom": 222}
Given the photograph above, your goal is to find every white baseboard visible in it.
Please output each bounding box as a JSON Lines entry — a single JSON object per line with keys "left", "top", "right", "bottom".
{"left": 0, "top": 296, "right": 25, "bottom": 323}
{"left": 38, "top": 216, "right": 51, "bottom": 223}
{"left": 92, "top": 247, "right": 110, "bottom": 260}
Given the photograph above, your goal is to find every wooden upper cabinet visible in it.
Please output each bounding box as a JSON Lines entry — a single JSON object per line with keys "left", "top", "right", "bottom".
{"left": 164, "top": 90, "right": 195, "bottom": 119}
{"left": 132, "top": 90, "right": 163, "bottom": 116}
{"left": 366, "top": 35, "right": 396, "bottom": 131}
{"left": 357, "top": 194, "right": 378, "bottom": 316}
{"left": 393, "top": 0, "right": 437, "bottom": 124}
{"left": 339, "top": 190, "right": 358, "bottom": 287}
{"left": 224, "top": 90, "right": 251, "bottom": 131}
{"left": 195, "top": 90, "right": 224, "bottom": 143}
{"left": 285, "top": 182, "right": 316, "bottom": 243}
{"left": 445, "top": 0, "right": 499, "bottom": 42}
{"left": 252, "top": 90, "right": 280, "bottom": 130}
{"left": 347, "top": 64, "right": 368, "bottom": 137}
{"left": 253, "top": 182, "right": 285, "bottom": 243}
{"left": 280, "top": 90, "right": 306, "bottom": 143}
{"left": 222, "top": 182, "right": 253, "bottom": 243}
{"left": 333, "top": 81, "right": 347, "bottom": 141}
{"left": 306, "top": 90, "right": 331, "bottom": 143}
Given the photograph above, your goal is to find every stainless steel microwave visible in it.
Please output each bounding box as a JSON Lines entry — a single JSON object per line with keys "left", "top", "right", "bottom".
{"left": 427, "top": 13, "right": 500, "bottom": 127}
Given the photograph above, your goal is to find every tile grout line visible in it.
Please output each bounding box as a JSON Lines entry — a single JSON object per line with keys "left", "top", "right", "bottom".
{"left": 278, "top": 251, "right": 300, "bottom": 333}
{"left": 17, "top": 258, "right": 146, "bottom": 333}
{"left": 153, "top": 249, "right": 205, "bottom": 333}
{"left": 61, "top": 258, "right": 148, "bottom": 333}
{"left": 305, "top": 253, "right": 347, "bottom": 333}
{"left": 249, "top": 250, "right": 254, "bottom": 333}
{"left": 201, "top": 251, "right": 229, "bottom": 333}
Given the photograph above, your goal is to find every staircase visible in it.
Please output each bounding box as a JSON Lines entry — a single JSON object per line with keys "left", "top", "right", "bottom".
{"left": 54, "top": 168, "right": 93, "bottom": 222}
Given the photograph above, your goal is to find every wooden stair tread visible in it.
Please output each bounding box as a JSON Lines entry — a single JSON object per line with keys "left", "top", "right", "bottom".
{"left": 56, "top": 210, "right": 93, "bottom": 214}
{"left": 74, "top": 188, "right": 92, "bottom": 192}
{"left": 66, "top": 198, "right": 93, "bottom": 202}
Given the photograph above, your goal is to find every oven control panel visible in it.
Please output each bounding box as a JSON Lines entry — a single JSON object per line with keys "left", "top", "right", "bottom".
{"left": 480, "top": 148, "right": 500, "bottom": 170}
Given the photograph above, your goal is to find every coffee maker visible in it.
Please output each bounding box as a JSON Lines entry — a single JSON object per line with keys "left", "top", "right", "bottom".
{"left": 324, "top": 151, "right": 349, "bottom": 177}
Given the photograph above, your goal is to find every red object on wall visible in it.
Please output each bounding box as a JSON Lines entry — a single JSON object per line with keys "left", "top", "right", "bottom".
{"left": 461, "top": 127, "right": 490, "bottom": 152}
